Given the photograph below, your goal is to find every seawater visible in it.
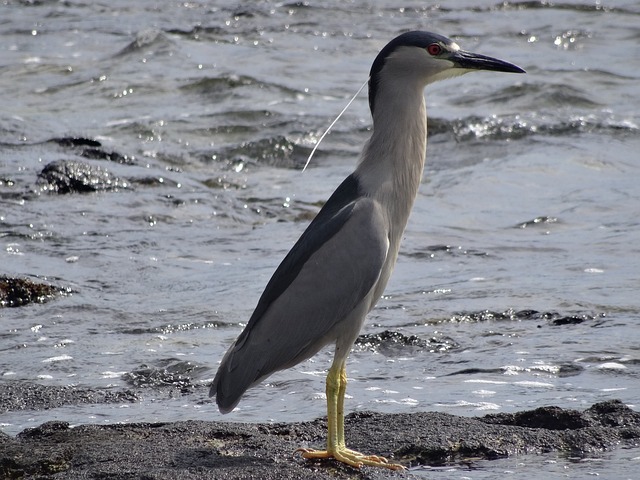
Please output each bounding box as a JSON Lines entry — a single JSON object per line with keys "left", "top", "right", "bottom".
{"left": 1, "top": 1, "right": 639, "bottom": 477}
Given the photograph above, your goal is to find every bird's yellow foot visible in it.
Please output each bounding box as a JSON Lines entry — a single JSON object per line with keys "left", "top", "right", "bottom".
{"left": 295, "top": 447, "right": 405, "bottom": 470}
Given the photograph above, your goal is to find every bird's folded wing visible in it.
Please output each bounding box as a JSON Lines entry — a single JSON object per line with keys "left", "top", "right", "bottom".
{"left": 230, "top": 195, "right": 389, "bottom": 376}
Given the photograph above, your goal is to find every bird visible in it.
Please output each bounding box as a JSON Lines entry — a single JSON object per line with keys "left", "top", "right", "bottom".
{"left": 210, "top": 31, "right": 524, "bottom": 470}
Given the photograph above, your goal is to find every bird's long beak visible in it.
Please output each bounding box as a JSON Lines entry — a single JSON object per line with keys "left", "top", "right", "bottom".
{"left": 450, "top": 50, "right": 525, "bottom": 74}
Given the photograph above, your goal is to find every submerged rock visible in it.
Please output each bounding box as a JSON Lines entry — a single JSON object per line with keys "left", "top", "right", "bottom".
{"left": 123, "top": 359, "right": 208, "bottom": 392}
{"left": 0, "top": 400, "right": 638, "bottom": 479}
{"left": 0, "top": 382, "right": 138, "bottom": 413}
{"left": 354, "top": 330, "right": 457, "bottom": 356}
{"left": 37, "top": 160, "right": 129, "bottom": 194}
{"left": 0, "top": 276, "right": 71, "bottom": 308}
{"left": 49, "top": 137, "right": 135, "bottom": 165}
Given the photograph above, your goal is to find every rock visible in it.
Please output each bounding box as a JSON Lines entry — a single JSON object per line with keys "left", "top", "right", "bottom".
{"left": 0, "top": 276, "right": 72, "bottom": 308}
{"left": 49, "top": 137, "right": 135, "bottom": 165}
{"left": 0, "top": 400, "right": 638, "bottom": 479}
{"left": 36, "top": 160, "right": 129, "bottom": 194}
{"left": 0, "top": 382, "right": 138, "bottom": 413}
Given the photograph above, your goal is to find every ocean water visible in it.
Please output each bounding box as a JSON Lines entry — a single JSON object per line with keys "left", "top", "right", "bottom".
{"left": 1, "top": 0, "right": 639, "bottom": 476}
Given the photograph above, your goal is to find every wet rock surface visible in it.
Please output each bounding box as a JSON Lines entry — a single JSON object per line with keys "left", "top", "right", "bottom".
{"left": 1, "top": 399, "right": 638, "bottom": 479}
{"left": 36, "top": 159, "right": 130, "bottom": 194}
{"left": 0, "top": 382, "right": 139, "bottom": 414}
{"left": 354, "top": 330, "right": 458, "bottom": 356}
{"left": 49, "top": 137, "right": 136, "bottom": 165}
{"left": 0, "top": 276, "right": 72, "bottom": 308}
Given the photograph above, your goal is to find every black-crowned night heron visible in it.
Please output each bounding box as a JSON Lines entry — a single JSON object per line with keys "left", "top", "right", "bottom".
{"left": 211, "top": 31, "right": 524, "bottom": 470}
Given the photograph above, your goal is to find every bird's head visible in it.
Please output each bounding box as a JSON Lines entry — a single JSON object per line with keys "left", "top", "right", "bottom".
{"left": 369, "top": 31, "right": 525, "bottom": 113}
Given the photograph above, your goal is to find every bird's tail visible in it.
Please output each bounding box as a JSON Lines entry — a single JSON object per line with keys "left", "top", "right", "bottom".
{"left": 210, "top": 317, "right": 321, "bottom": 413}
{"left": 209, "top": 337, "right": 267, "bottom": 414}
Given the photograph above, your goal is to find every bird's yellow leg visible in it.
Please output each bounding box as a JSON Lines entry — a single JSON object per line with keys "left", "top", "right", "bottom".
{"left": 296, "top": 362, "right": 405, "bottom": 470}
{"left": 335, "top": 364, "right": 347, "bottom": 449}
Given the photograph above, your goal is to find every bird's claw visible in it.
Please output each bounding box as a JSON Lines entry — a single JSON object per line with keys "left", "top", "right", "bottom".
{"left": 295, "top": 447, "right": 405, "bottom": 470}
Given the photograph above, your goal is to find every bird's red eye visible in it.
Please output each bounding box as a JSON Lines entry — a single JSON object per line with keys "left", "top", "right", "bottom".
{"left": 427, "top": 43, "right": 442, "bottom": 56}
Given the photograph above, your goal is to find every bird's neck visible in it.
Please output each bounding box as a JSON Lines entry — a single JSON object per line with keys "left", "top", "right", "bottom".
{"left": 355, "top": 81, "right": 427, "bottom": 238}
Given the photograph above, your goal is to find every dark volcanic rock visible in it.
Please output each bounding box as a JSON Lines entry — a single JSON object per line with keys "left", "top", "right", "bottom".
{"left": 50, "top": 137, "right": 102, "bottom": 149}
{"left": 481, "top": 404, "right": 591, "bottom": 430}
{"left": 0, "top": 276, "right": 72, "bottom": 308}
{"left": 0, "top": 382, "right": 139, "bottom": 413}
{"left": 49, "top": 137, "right": 136, "bottom": 164}
{"left": 0, "top": 400, "right": 638, "bottom": 479}
{"left": 37, "top": 160, "right": 130, "bottom": 194}
{"left": 354, "top": 330, "right": 457, "bottom": 356}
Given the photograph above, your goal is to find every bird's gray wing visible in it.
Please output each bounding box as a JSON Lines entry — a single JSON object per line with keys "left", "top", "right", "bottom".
{"left": 245, "top": 174, "right": 364, "bottom": 329}
{"left": 212, "top": 174, "right": 389, "bottom": 412}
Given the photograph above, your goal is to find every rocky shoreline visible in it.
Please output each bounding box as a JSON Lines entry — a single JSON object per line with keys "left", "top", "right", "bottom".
{"left": 1, "top": 396, "right": 638, "bottom": 479}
